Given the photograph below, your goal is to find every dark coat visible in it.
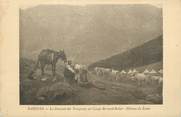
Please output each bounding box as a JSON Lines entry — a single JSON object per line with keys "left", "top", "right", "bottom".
{"left": 64, "top": 67, "right": 76, "bottom": 83}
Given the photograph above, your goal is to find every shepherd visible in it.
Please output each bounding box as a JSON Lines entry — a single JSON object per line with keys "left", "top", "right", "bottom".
{"left": 28, "top": 49, "right": 67, "bottom": 79}
{"left": 64, "top": 60, "right": 76, "bottom": 84}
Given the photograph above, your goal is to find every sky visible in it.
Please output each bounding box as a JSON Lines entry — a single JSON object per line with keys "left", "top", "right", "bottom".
{"left": 20, "top": 3, "right": 162, "bottom": 9}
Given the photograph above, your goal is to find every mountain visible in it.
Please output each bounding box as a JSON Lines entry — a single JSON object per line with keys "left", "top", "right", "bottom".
{"left": 20, "top": 4, "right": 162, "bottom": 65}
{"left": 88, "top": 35, "right": 163, "bottom": 70}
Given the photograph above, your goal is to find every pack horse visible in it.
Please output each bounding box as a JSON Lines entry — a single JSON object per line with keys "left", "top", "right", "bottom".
{"left": 29, "top": 49, "right": 67, "bottom": 79}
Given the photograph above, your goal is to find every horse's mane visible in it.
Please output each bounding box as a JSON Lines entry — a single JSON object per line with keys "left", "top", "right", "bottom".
{"left": 43, "top": 49, "right": 56, "bottom": 53}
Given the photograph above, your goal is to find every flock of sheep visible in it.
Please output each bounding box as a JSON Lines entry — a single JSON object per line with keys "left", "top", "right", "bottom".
{"left": 93, "top": 67, "right": 163, "bottom": 86}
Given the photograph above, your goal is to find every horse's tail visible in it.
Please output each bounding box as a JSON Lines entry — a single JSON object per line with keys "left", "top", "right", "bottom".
{"left": 34, "top": 59, "right": 40, "bottom": 69}
{"left": 28, "top": 59, "right": 40, "bottom": 79}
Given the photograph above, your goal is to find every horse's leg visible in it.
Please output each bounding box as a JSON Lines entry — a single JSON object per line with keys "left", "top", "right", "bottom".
{"left": 52, "top": 64, "right": 57, "bottom": 82}
{"left": 52, "top": 64, "right": 56, "bottom": 77}
{"left": 41, "top": 63, "right": 45, "bottom": 76}
{"left": 28, "top": 71, "right": 35, "bottom": 79}
{"left": 54, "top": 64, "right": 56, "bottom": 76}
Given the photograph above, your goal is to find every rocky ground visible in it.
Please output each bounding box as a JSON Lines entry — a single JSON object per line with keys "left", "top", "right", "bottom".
{"left": 20, "top": 59, "right": 162, "bottom": 105}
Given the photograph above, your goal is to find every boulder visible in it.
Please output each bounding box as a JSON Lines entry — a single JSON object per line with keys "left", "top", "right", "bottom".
{"left": 36, "top": 82, "right": 75, "bottom": 101}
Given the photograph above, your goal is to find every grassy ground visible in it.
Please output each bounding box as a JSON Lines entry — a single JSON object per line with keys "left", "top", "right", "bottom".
{"left": 20, "top": 59, "right": 162, "bottom": 105}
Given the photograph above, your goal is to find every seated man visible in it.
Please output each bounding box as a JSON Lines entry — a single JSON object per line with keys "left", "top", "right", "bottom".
{"left": 74, "top": 64, "right": 88, "bottom": 83}
{"left": 79, "top": 69, "right": 88, "bottom": 82}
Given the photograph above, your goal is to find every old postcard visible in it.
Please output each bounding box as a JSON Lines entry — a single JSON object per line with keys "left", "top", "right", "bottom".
{"left": 0, "top": 0, "right": 181, "bottom": 117}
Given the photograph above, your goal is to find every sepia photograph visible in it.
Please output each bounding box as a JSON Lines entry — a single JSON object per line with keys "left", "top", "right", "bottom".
{"left": 19, "top": 4, "right": 163, "bottom": 105}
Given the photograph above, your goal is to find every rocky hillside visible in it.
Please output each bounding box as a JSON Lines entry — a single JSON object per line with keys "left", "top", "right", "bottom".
{"left": 89, "top": 35, "right": 163, "bottom": 71}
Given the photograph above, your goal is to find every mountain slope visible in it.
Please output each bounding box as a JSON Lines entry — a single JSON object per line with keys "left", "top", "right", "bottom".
{"left": 88, "top": 35, "right": 163, "bottom": 70}
{"left": 20, "top": 4, "right": 162, "bottom": 64}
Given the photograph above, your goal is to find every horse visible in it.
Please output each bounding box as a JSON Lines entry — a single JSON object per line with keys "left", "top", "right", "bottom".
{"left": 28, "top": 49, "right": 67, "bottom": 79}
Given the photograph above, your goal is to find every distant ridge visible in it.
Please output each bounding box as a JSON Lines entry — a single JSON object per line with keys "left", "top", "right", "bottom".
{"left": 88, "top": 35, "right": 163, "bottom": 70}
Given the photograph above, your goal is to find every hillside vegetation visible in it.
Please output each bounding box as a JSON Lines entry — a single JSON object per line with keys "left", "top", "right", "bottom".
{"left": 89, "top": 35, "right": 163, "bottom": 71}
